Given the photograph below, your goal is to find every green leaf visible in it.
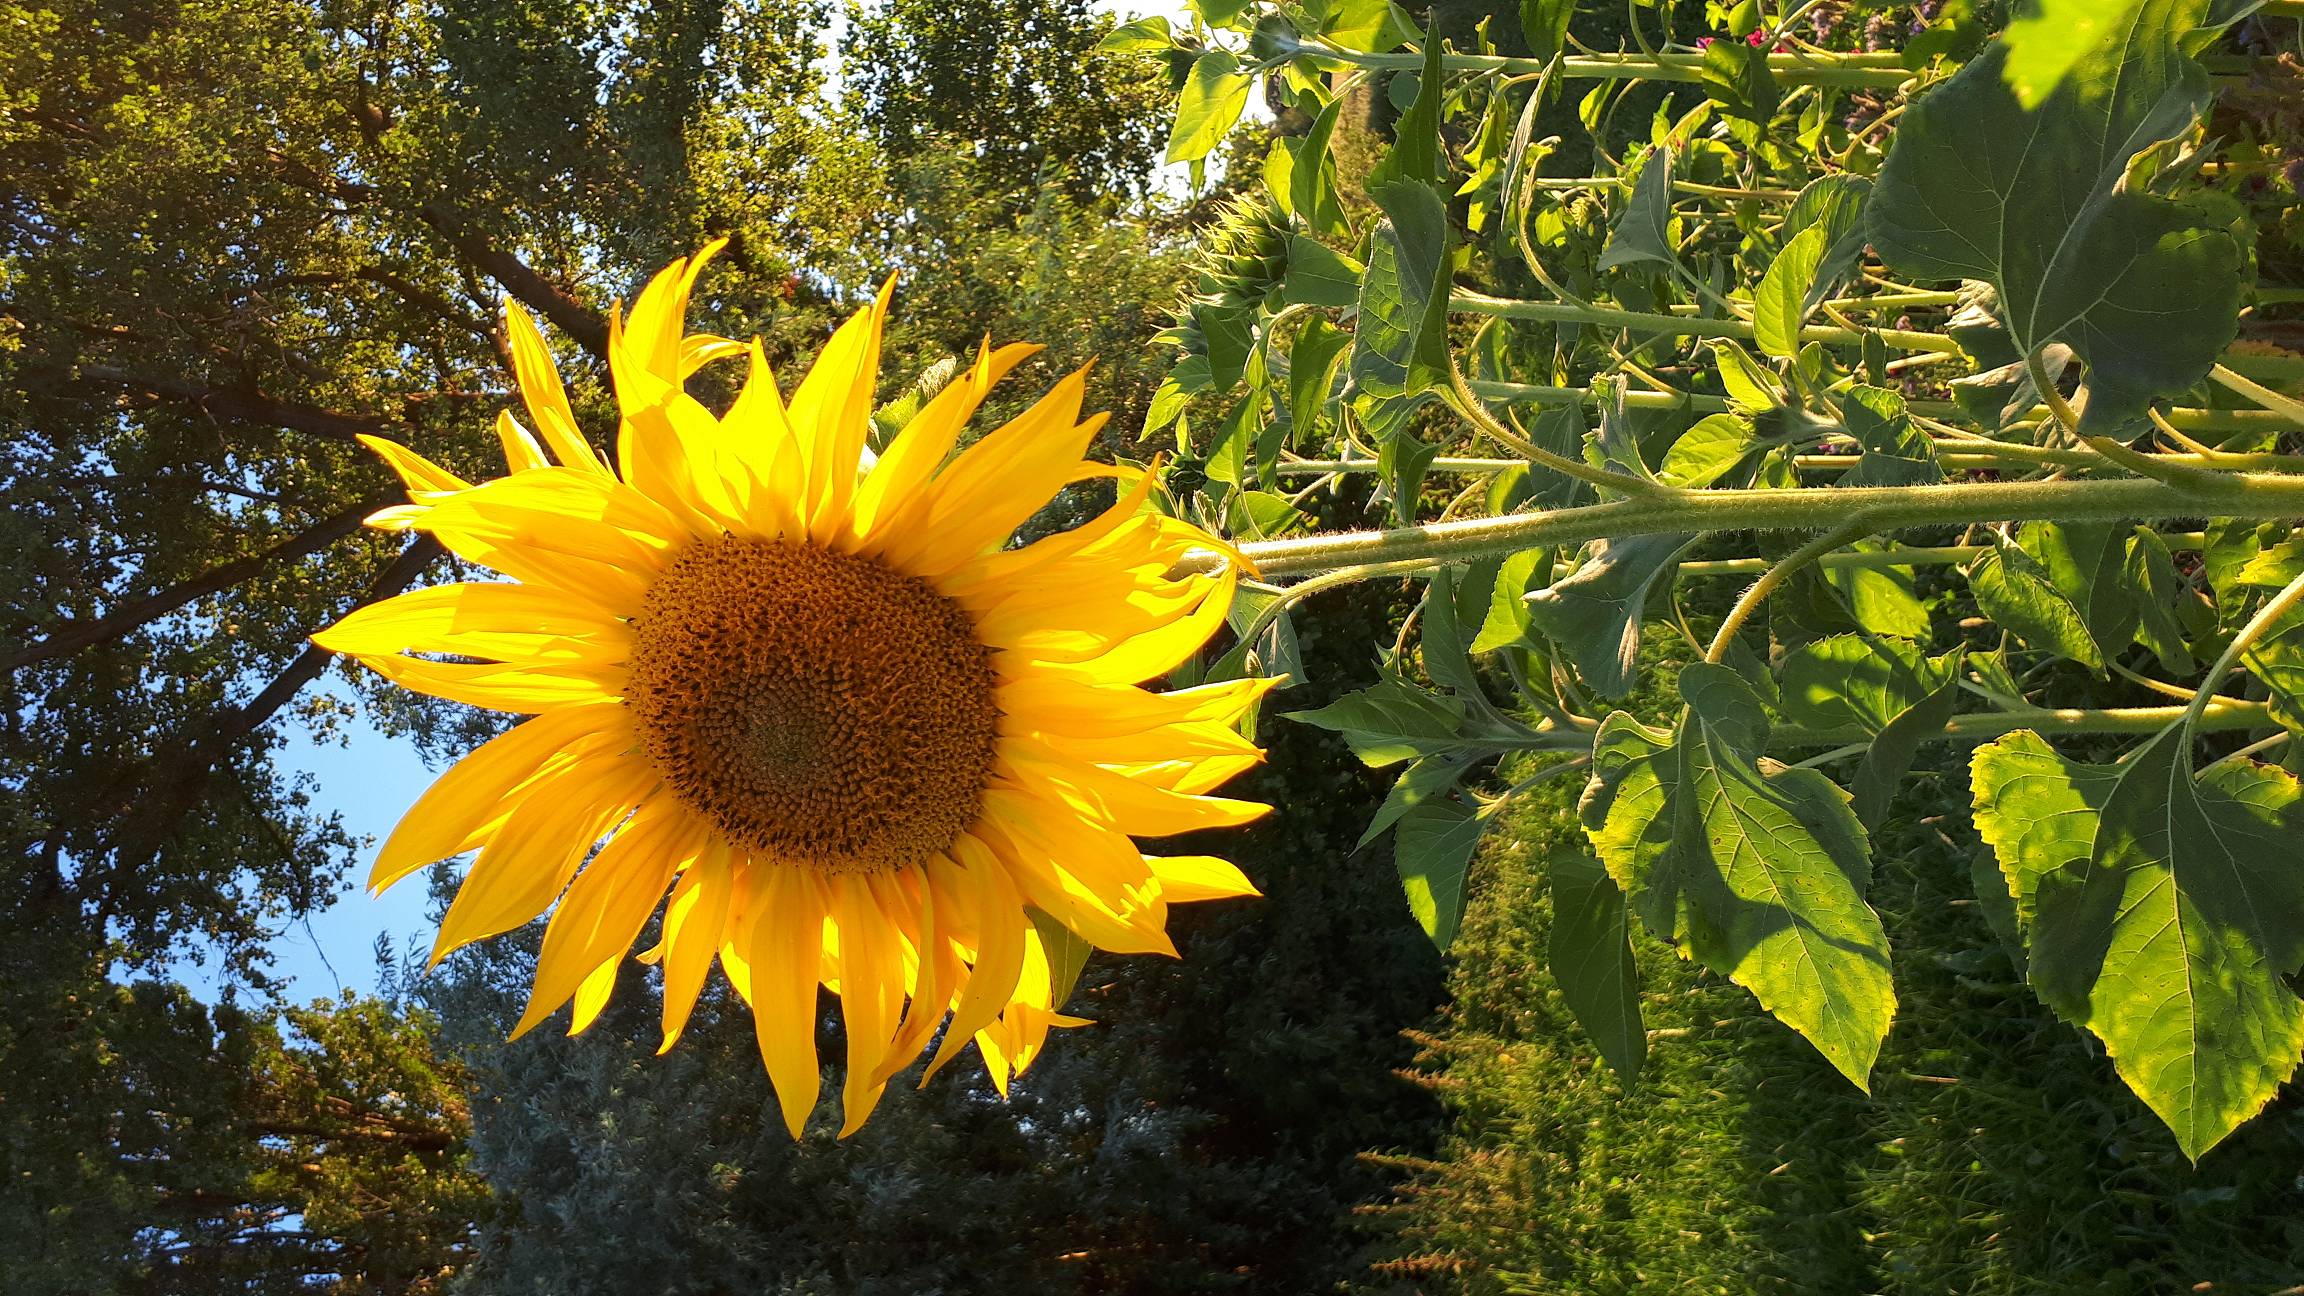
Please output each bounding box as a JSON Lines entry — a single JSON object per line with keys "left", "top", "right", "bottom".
{"left": 1367, "top": 35, "right": 1444, "bottom": 192}
{"left": 1286, "top": 677, "right": 1465, "bottom": 767}
{"left": 1548, "top": 847, "right": 1645, "bottom": 1083}
{"left": 1971, "top": 727, "right": 2304, "bottom": 1159}
{"left": 1851, "top": 673, "right": 1960, "bottom": 832}
{"left": 1696, "top": 39, "right": 1779, "bottom": 126}
{"left": 1869, "top": 0, "right": 2244, "bottom": 434}
{"left": 1281, "top": 234, "right": 1364, "bottom": 308}
{"left": 1710, "top": 338, "right": 1784, "bottom": 412}
{"left": 2126, "top": 527, "right": 2198, "bottom": 675}
{"left": 1210, "top": 582, "right": 1304, "bottom": 687}
{"left": 1287, "top": 317, "right": 1350, "bottom": 438}
{"left": 1230, "top": 489, "right": 1310, "bottom": 540}
{"left": 2240, "top": 602, "right": 2304, "bottom": 733}
{"left": 1397, "top": 798, "right": 1484, "bottom": 951}
{"left": 1192, "top": 300, "right": 1255, "bottom": 392}
{"left": 1290, "top": 93, "right": 1350, "bottom": 237}
{"left": 1659, "top": 413, "right": 1758, "bottom": 488}
{"left": 1753, "top": 225, "right": 1830, "bottom": 360}
{"left": 1824, "top": 547, "right": 1931, "bottom": 641}
{"left": 1754, "top": 178, "right": 1869, "bottom": 359}
{"left": 2023, "top": 520, "right": 2141, "bottom": 661}
{"left": 1097, "top": 15, "right": 1174, "bottom": 54}
{"left": 1837, "top": 385, "right": 1943, "bottom": 487}
{"left": 1323, "top": 0, "right": 1416, "bottom": 52}
{"left": 1518, "top": 0, "right": 1576, "bottom": 62}
{"left": 1526, "top": 534, "right": 1697, "bottom": 699}
{"left": 1420, "top": 566, "right": 1493, "bottom": 706}
{"left": 1359, "top": 752, "right": 1478, "bottom": 848}
{"left": 2002, "top": 0, "right": 2144, "bottom": 106}
{"left": 1026, "top": 908, "right": 1094, "bottom": 1011}
{"left": 1968, "top": 533, "right": 2102, "bottom": 667}
{"left": 1166, "top": 50, "right": 1252, "bottom": 164}
{"left": 1580, "top": 663, "right": 1895, "bottom": 1087}
{"left": 1471, "top": 547, "right": 1550, "bottom": 653}
{"left": 1779, "top": 635, "right": 1963, "bottom": 736}
{"left": 1597, "top": 144, "right": 1677, "bottom": 273}
{"left": 1350, "top": 183, "right": 1452, "bottom": 403}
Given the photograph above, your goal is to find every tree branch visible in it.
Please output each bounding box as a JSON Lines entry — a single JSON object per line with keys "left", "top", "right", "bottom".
{"left": 413, "top": 199, "right": 609, "bottom": 361}
{"left": 7, "top": 497, "right": 391, "bottom": 671}
{"left": 39, "top": 364, "right": 393, "bottom": 440}
{"left": 103, "top": 537, "right": 443, "bottom": 869}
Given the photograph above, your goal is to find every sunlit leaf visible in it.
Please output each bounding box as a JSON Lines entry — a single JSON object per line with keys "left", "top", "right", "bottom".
{"left": 1580, "top": 663, "right": 1894, "bottom": 1087}
{"left": 1972, "top": 727, "right": 2304, "bottom": 1159}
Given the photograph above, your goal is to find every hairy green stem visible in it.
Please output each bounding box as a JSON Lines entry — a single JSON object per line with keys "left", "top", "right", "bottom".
{"left": 1453, "top": 381, "right": 2299, "bottom": 437}
{"left": 1298, "top": 43, "right": 1921, "bottom": 88}
{"left": 2187, "top": 568, "right": 2304, "bottom": 731}
{"left": 1220, "top": 474, "right": 2304, "bottom": 578}
{"left": 1705, "top": 519, "right": 1880, "bottom": 663}
{"left": 1771, "top": 700, "right": 2274, "bottom": 749}
{"left": 1453, "top": 294, "right": 2304, "bottom": 381}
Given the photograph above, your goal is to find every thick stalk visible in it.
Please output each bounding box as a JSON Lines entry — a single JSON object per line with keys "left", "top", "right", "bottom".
{"left": 1772, "top": 699, "right": 2273, "bottom": 749}
{"left": 1216, "top": 474, "right": 2304, "bottom": 578}
{"left": 1455, "top": 381, "right": 2298, "bottom": 437}
{"left": 1454, "top": 294, "right": 2304, "bottom": 382}
{"left": 1297, "top": 44, "right": 1929, "bottom": 88}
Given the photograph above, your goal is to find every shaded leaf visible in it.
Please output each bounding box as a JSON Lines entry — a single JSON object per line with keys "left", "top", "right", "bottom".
{"left": 1869, "top": 0, "right": 2244, "bottom": 433}
{"left": 1527, "top": 534, "right": 1698, "bottom": 698}
{"left": 1397, "top": 798, "right": 1484, "bottom": 951}
{"left": 1549, "top": 846, "right": 1645, "bottom": 1082}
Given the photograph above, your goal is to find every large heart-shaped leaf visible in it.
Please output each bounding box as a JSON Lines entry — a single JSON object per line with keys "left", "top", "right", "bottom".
{"left": 1971, "top": 727, "right": 2304, "bottom": 1160}
{"left": 1868, "top": 0, "right": 2243, "bottom": 433}
{"left": 1580, "top": 663, "right": 1895, "bottom": 1086}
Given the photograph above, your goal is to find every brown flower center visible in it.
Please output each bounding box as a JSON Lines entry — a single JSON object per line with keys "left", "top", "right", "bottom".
{"left": 626, "top": 536, "right": 999, "bottom": 874}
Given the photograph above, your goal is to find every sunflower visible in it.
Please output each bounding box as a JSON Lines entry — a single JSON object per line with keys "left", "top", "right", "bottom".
{"left": 315, "top": 245, "right": 1270, "bottom": 1136}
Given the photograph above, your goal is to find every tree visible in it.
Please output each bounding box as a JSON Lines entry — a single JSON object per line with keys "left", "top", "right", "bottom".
{"left": 0, "top": 972, "right": 486, "bottom": 1295}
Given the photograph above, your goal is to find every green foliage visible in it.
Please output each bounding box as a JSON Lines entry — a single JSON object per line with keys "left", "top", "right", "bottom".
{"left": 1362, "top": 769, "right": 2304, "bottom": 1292}
{"left": 1869, "top": 0, "right": 2244, "bottom": 434}
{"left": 0, "top": 959, "right": 484, "bottom": 1295}
{"left": 1142, "top": 0, "right": 2304, "bottom": 1161}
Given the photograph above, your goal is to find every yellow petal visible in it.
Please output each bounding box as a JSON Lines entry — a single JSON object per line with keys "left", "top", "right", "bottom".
{"left": 504, "top": 299, "right": 606, "bottom": 473}
{"left": 744, "top": 866, "right": 828, "bottom": 1138}
{"left": 417, "top": 466, "right": 688, "bottom": 572}
{"left": 849, "top": 340, "right": 1040, "bottom": 546}
{"left": 832, "top": 871, "right": 906, "bottom": 1137}
{"left": 512, "top": 806, "right": 697, "bottom": 1040}
{"left": 494, "top": 410, "right": 551, "bottom": 475}
{"left": 790, "top": 281, "right": 894, "bottom": 544}
{"left": 313, "top": 581, "right": 629, "bottom": 665}
{"left": 925, "top": 842, "right": 1026, "bottom": 1079}
{"left": 658, "top": 838, "right": 737, "bottom": 1052}
{"left": 367, "top": 704, "right": 630, "bottom": 893}
{"left": 429, "top": 752, "right": 657, "bottom": 965}
{"left": 1146, "top": 854, "right": 1262, "bottom": 903}
{"left": 350, "top": 652, "right": 622, "bottom": 713}
{"left": 360, "top": 434, "right": 471, "bottom": 496}
{"left": 998, "top": 743, "right": 1269, "bottom": 837}
{"left": 566, "top": 955, "right": 621, "bottom": 1034}
{"left": 997, "top": 675, "right": 1272, "bottom": 740}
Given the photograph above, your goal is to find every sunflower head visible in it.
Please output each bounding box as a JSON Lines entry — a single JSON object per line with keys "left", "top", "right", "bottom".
{"left": 316, "top": 245, "right": 1270, "bottom": 1137}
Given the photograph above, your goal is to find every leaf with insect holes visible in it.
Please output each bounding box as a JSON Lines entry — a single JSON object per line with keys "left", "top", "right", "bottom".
{"left": 1869, "top": 0, "right": 2243, "bottom": 434}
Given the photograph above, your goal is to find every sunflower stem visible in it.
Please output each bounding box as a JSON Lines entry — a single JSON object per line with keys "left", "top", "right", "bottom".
{"left": 1213, "top": 474, "right": 2304, "bottom": 579}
